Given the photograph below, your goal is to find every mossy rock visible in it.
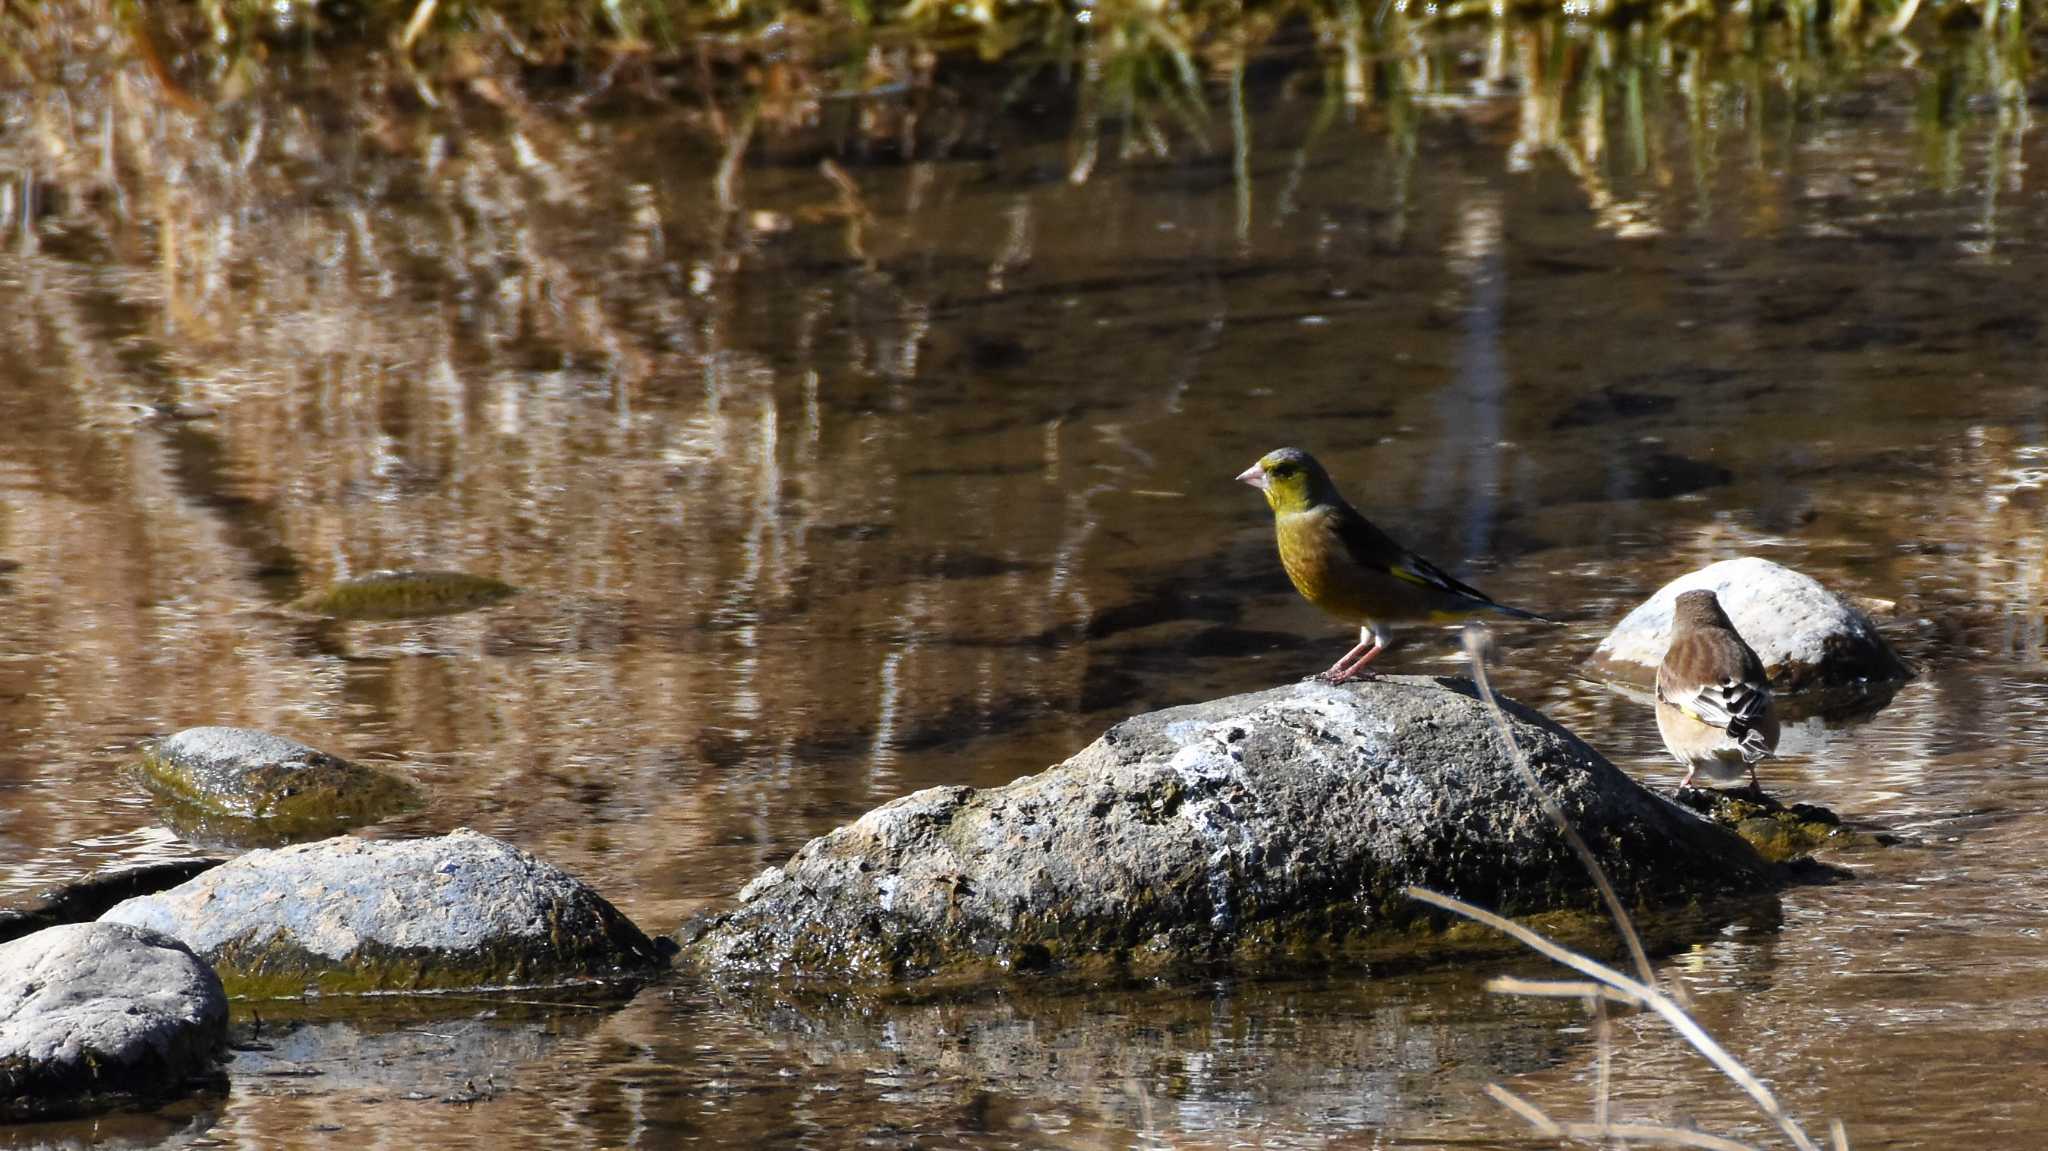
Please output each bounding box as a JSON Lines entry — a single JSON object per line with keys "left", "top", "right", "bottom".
{"left": 1674, "top": 788, "right": 1870, "bottom": 863}
{"left": 290, "top": 569, "right": 515, "bottom": 621}
{"left": 100, "top": 830, "right": 666, "bottom": 999}
{"left": 139, "top": 727, "right": 422, "bottom": 843}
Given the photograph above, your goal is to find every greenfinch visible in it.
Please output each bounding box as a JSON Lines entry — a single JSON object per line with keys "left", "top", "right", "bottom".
{"left": 1237, "top": 447, "right": 1552, "bottom": 682}
{"left": 1654, "top": 589, "right": 1779, "bottom": 790}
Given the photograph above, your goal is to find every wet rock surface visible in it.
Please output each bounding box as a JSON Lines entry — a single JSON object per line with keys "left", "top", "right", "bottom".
{"left": 0, "top": 858, "right": 228, "bottom": 946}
{"left": 1585, "top": 556, "right": 1909, "bottom": 696}
{"left": 685, "top": 677, "right": 1778, "bottom": 983}
{"left": 101, "top": 830, "right": 664, "bottom": 998}
{"left": 0, "top": 922, "right": 229, "bottom": 1120}
{"left": 139, "top": 727, "right": 422, "bottom": 843}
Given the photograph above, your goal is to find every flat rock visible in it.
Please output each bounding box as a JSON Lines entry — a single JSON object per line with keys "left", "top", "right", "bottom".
{"left": 1584, "top": 557, "right": 1909, "bottom": 695}
{"left": 139, "top": 727, "right": 421, "bottom": 842}
{"left": 291, "top": 569, "right": 516, "bottom": 620}
{"left": 0, "top": 922, "right": 228, "bottom": 1119}
{"left": 101, "top": 830, "right": 663, "bottom": 998}
{"left": 684, "top": 677, "right": 1777, "bottom": 983}
{"left": 0, "top": 857, "right": 228, "bottom": 946}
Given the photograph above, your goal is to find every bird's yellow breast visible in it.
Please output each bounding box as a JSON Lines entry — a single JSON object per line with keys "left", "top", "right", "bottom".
{"left": 1275, "top": 510, "right": 1372, "bottom": 621}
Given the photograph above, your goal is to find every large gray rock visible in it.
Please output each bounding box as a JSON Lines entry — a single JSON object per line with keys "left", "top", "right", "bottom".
{"left": 0, "top": 922, "right": 228, "bottom": 1119}
{"left": 685, "top": 677, "right": 1776, "bottom": 983}
{"left": 102, "top": 830, "right": 663, "bottom": 997}
{"left": 139, "top": 726, "right": 422, "bottom": 842}
{"left": 1584, "top": 557, "right": 1908, "bottom": 695}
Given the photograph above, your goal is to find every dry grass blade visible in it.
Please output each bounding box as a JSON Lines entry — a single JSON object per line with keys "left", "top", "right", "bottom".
{"left": 401, "top": 0, "right": 440, "bottom": 52}
{"left": 1483, "top": 975, "right": 1643, "bottom": 1006}
{"left": 1489, "top": 1085, "right": 1778, "bottom": 1151}
{"left": 1413, "top": 886, "right": 1825, "bottom": 1150}
{"left": 1460, "top": 625, "right": 1661, "bottom": 997}
{"left": 1486, "top": 1083, "right": 1563, "bottom": 1134}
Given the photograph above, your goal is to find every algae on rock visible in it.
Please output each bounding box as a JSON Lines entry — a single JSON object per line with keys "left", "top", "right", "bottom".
{"left": 1675, "top": 788, "right": 1873, "bottom": 863}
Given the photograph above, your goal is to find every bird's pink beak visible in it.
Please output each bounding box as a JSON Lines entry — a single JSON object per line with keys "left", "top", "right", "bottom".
{"left": 1236, "top": 463, "right": 1267, "bottom": 490}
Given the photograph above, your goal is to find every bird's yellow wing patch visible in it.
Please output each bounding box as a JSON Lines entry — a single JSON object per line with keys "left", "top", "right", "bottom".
{"left": 1387, "top": 563, "right": 1439, "bottom": 590}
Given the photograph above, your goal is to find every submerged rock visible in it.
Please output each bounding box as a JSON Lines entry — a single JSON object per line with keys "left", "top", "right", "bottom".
{"left": 0, "top": 922, "right": 228, "bottom": 1120}
{"left": 139, "top": 727, "right": 421, "bottom": 842}
{"left": 1585, "top": 557, "right": 1909, "bottom": 696}
{"left": 684, "top": 677, "right": 1776, "bottom": 983}
{"left": 0, "top": 857, "right": 227, "bottom": 946}
{"left": 101, "top": 829, "right": 664, "bottom": 998}
{"left": 291, "top": 569, "right": 516, "bottom": 621}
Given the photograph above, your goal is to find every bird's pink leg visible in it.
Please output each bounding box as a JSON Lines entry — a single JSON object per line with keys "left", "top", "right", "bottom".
{"left": 1319, "top": 628, "right": 1385, "bottom": 684}
{"left": 1676, "top": 764, "right": 1698, "bottom": 792}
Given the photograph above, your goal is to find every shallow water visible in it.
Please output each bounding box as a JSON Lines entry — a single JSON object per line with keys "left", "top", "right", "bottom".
{"left": 3, "top": 16, "right": 2048, "bottom": 1149}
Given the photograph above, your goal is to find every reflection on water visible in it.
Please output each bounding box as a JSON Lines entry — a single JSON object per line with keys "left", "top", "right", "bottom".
{"left": 3, "top": 11, "right": 2048, "bottom": 1149}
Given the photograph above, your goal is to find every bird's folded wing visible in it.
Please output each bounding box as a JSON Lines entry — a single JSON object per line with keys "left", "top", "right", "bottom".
{"left": 1664, "top": 677, "right": 1769, "bottom": 732}
{"left": 1332, "top": 509, "right": 1497, "bottom": 604}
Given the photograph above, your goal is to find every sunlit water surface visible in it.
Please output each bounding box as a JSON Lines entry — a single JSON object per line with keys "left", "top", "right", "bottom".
{"left": 3, "top": 20, "right": 2048, "bottom": 1150}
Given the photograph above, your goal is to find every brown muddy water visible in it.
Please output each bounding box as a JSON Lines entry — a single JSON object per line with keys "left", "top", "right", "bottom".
{"left": 3, "top": 17, "right": 2048, "bottom": 1150}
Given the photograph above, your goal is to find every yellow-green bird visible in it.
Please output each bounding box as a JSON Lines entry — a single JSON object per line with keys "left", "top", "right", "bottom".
{"left": 1237, "top": 447, "right": 1553, "bottom": 682}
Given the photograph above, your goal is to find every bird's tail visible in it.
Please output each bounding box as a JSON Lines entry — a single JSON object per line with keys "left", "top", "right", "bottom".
{"left": 1488, "top": 600, "right": 1559, "bottom": 624}
{"left": 1731, "top": 718, "right": 1774, "bottom": 764}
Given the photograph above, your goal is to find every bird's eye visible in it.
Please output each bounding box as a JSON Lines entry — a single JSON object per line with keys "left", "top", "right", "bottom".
{"left": 1272, "top": 464, "right": 1294, "bottom": 477}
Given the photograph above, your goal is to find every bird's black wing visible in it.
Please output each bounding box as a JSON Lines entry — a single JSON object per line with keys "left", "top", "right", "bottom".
{"left": 1332, "top": 505, "right": 1554, "bottom": 622}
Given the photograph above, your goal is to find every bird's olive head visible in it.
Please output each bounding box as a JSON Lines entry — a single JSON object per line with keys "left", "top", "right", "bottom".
{"left": 1236, "top": 447, "right": 1336, "bottom": 514}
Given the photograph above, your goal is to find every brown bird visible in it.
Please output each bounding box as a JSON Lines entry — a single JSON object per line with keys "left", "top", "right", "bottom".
{"left": 1654, "top": 589, "right": 1779, "bottom": 790}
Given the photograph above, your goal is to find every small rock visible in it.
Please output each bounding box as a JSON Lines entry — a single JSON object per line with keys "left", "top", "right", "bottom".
{"left": 0, "top": 922, "right": 228, "bottom": 1120}
{"left": 291, "top": 570, "right": 516, "bottom": 621}
{"left": 101, "top": 830, "right": 662, "bottom": 998}
{"left": 684, "top": 677, "right": 1776, "bottom": 983}
{"left": 1584, "top": 557, "right": 1909, "bottom": 695}
{"left": 139, "top": 727, "right": 421, "bottom": 842}
{"left": 1674, "top": 789, "right": 1872, "bottom": 863}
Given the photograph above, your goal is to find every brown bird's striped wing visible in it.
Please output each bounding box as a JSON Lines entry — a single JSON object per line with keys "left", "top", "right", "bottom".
{"left": 1656, "top": 628, "right": 1773, "bottom": 762}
